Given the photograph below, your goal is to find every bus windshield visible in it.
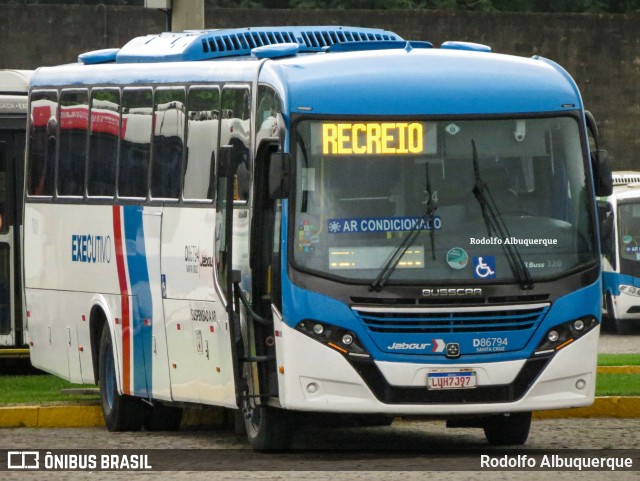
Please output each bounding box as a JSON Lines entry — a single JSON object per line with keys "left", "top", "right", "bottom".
{"left": 617, "top": 201, "right": 640, "bottom": 263}
{"left": 292, "top": 116, "right": 596, "bottom": 284}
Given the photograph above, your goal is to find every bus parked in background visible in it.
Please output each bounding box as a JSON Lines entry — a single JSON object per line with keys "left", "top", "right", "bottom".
{"left": 599, "top": 171, "right": 640, "bottom": 334}
{"left": 24, "top": 27, "right": 611, "bottom": 450}
{"left": 0, "top": 70, "right": 30, "bottom": 357}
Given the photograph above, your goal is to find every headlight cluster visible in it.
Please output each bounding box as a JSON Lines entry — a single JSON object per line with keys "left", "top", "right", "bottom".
{"left": 534, "top": 316, "right": 598, "bottom": 356}
{"left": 296, "top": 320, "right": 371, "bottom": 359}
{"left": 619, "top": 285, "right": 640, "bottom": 297}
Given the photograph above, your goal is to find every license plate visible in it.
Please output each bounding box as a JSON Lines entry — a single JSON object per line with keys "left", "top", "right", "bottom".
{"left": 427, "top": 370, "right": 477, "bottom": 390}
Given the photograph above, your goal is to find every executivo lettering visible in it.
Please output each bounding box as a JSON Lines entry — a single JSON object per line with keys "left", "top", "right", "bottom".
{"left": 71, "top": 234, "right": 112, "bottom": 264}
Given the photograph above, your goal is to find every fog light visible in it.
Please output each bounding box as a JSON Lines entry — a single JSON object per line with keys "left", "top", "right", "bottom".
{"left": 313, "top": 323, "right": 324, "bottom": 335}
{"left": 576, "top": 379, "right": 587, "bottom": 390}
{"left": 342, "top": 333, "right": 354, "bottom": 345}
{"left": 306, "top": 382, "right": 319, "bottom": 393}
{"left": 548, "top": 330, "right": 559, "bottom": 342}
{"left": 573, "top": 319, "right": 585, "bottom": 331}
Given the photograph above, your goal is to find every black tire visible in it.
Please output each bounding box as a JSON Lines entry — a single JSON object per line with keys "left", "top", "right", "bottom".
{"left": 98, "top": 323, "right": 143, "bottom": 432}
{"left": 483, "top": 412, "right": 531, "bottom": 446}
{"left": 143, "top": 403, "right": 183, "bottom": 431}
{"left": 244, "top": 404, "right": 293, "bottom": 451}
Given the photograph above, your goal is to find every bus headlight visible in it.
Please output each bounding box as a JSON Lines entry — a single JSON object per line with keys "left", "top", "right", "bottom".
{"left": 534, "top": 316, "right": 598, "bottom": 356}
{"left": 619, "top": 285, "right": 640, "bottom": 297}
{"left": 296, "top": 320, "right": 371, "bottom": 359}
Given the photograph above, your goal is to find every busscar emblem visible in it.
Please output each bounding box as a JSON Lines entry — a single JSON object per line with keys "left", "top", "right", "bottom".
{"left": 446, "top": 343, "right": 461, "bottom": 359}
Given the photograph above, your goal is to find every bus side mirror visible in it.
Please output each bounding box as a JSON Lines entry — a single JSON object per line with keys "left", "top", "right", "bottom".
{"left": 592, "top": 150, "right": 613, "bottom": 197}
{"left": 269, "top": 152, "right": 290, "bottom": 199}
{"left": 585, "top": 110, "right": 613, "bottom": 197}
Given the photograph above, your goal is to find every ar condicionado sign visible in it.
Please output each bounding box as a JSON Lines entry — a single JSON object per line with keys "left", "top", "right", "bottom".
{"left": 322, "top": 122, "right": 424, "bottom": 155}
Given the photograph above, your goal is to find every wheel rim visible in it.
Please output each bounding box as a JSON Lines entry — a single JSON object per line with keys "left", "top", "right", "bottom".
{"left": 243, "top": 397, "right": 261, "bottom": 437}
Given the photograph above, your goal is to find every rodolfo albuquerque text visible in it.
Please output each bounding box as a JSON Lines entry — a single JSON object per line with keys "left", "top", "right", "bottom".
{"left": 470, "top": 237, "right": 558, "bottom": 247}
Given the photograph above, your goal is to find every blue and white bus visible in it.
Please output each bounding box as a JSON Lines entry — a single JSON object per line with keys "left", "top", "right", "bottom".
{"left": 599, "top": 171, "right": 640, "bottom": 334}
{"left": 0, "top": 70, "right": 31, "bottom": 357}
{"left": 24, "top": 27, "right": 611, "bottom": 449}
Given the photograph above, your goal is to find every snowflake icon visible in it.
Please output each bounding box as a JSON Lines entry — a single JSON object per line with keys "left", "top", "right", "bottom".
{"left": 329, "top": 221, "right": 342, "bottom": 233}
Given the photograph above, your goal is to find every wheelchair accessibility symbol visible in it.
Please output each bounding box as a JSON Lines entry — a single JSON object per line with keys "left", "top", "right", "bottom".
{"left": 473, "top": 256, "right": 496, "bottom": 279}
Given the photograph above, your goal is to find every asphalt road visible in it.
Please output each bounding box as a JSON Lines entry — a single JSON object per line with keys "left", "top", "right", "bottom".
{"left": 1, "top": 417, "right": 638, "bottom": 480}
{"left": 598, "top": 323, "right": 640, "bottom": 353}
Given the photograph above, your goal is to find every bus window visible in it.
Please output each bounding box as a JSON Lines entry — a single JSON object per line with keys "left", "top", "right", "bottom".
{"left": 151, "top": 88, "right": 185, "bottom": 200}
{"left": 220, "top": 87, "right": 251, "bottom": 203}
{"left": 88, "top": 89, "right": 120, "bottom": 198}
{"left": 58, "top": 90, "right": 89, "bottom": 197}
{"left": 0, "top": 142, "right": 9, "bottom": 332}
{"left": 0, "top": 142, "right": 7, "bottom": 233}
{"left": 183, "top": 87, "right": 219, "bottom": 201}
{"left": 118, "top": 88, "right": 152, "bottom": 199}
{"left": 27, "top": 90, "right": 58, "bottom": 197}
{"left": 256, "top": 85, "right": 280, "bottom": 138}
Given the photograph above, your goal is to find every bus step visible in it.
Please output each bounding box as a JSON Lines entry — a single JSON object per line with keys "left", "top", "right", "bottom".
{"left": 239, "top": 355, "right": 275, "bottom": 363}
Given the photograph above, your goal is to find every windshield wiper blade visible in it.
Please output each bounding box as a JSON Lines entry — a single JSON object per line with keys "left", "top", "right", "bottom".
{"left": 370, "top": 162, "right": 438, "bottom": 292}
{"left": 471, "top": 140, "right": 533, "bottom": 290}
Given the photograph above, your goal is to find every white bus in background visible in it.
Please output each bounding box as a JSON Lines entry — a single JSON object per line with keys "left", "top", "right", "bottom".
{"left": 599, "top": 171, "right": 640, "bottom": 334}
{"left": 0, "top": 70, "right": 31, "bottom": 356}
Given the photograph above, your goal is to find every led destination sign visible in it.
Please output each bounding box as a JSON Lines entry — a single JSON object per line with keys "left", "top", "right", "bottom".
{"left": 321, "top": 122, "right": 427, "bottom": 155}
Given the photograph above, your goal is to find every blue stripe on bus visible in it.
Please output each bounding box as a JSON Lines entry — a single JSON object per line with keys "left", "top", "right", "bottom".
{"left": 123, "top": 205, "right": 153, "bottom": 398}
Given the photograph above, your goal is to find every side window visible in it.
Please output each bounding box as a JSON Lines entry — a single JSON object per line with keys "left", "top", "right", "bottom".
{"left": 256, "top": 85, "right": 281, "bottom": 139}
{"left": 58, "top": 90, "right": 89, "bottom": 197}
{"left": 88, "top": 89, "right": 120, "bottom": 197}
{"left": 151, "top": 88, "right": 185, "bottom": 200}
{"left": 220, "top": 87, "right": 251, "bottom": 203}
{"left": 118, "top": 88, "right": 152, "bottom": 199}
{"left": 184, "top": 87, "right": 220, "bottom": 201}
{"left": 215, "top": 85, "right": 251, "bottom": 291}
{"left": 27, "top": 90, "right": 58, "bottom": 197}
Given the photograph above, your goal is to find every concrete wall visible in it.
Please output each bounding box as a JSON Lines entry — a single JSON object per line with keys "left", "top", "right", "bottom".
{"left": 1, "top": 5, "right": 638, "bottom": 168}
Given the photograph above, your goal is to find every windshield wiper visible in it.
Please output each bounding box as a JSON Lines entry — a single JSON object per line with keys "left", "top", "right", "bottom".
{"left": 370, "top": 162, "right": 437, "bottom": 292}
{"left": 297, "top": 135, "right": 310, "bottom": 213}
{"left": 471, "top": 140, "right": 533, "bottom": 290}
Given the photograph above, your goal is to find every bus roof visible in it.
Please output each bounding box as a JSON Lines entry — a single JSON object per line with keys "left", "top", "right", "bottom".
{"left": 0, "top": 70, "right": 33, "bottom": 93}
{"left": 261, "top": 48, "right": 581, "bottom": 116}
{"left": 31, "top": 27, "right": 582, "bottom": 117}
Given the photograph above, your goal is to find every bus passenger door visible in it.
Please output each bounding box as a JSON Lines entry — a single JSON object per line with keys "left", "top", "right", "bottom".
{"left": 0, "top": 132, "right": 21, "bottom": 348}
{"left": 160, "top": 205, "right": 224, "bottom": 405}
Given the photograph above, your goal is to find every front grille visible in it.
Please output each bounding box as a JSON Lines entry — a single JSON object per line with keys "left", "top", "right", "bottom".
{"left": 350, "top": 293, "right": 550, "bottom": 306}
{"left": 353, "top": 303, "right": 549, "bottom": 334}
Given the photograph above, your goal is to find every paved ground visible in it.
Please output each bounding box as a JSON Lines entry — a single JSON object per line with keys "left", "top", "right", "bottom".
{"left": 598, "top": 326, "right": 640, "bottom": 354}
{"left": 1, "top": 418, "right": 638, "bottom": 480}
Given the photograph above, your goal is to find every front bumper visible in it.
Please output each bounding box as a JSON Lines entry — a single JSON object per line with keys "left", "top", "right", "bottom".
{"left": 275, "top": 320, "right": 598, "bottom": 415}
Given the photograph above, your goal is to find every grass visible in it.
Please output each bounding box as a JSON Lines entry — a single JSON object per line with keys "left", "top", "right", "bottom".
{"left": 0, "top": 354, "right": 637, "bottom": 406}
{"left": 597, "top": 353, "right": 640, "bottom": 366}
{"left": 596, "top": 373, "right": 640, "bottom": 396}
{"left": 0, "top": 375, "right": 99, "bottom": 405}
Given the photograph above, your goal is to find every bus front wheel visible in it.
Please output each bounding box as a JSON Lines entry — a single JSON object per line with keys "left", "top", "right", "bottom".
{"left": 98, "top": 323, "right": 143, "bottom": 432}
{"left": 483, "top": 412, "right": 531, "bottom": 446}
{"left": 243, "top": 403, "right": 293, "bottom": 451}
